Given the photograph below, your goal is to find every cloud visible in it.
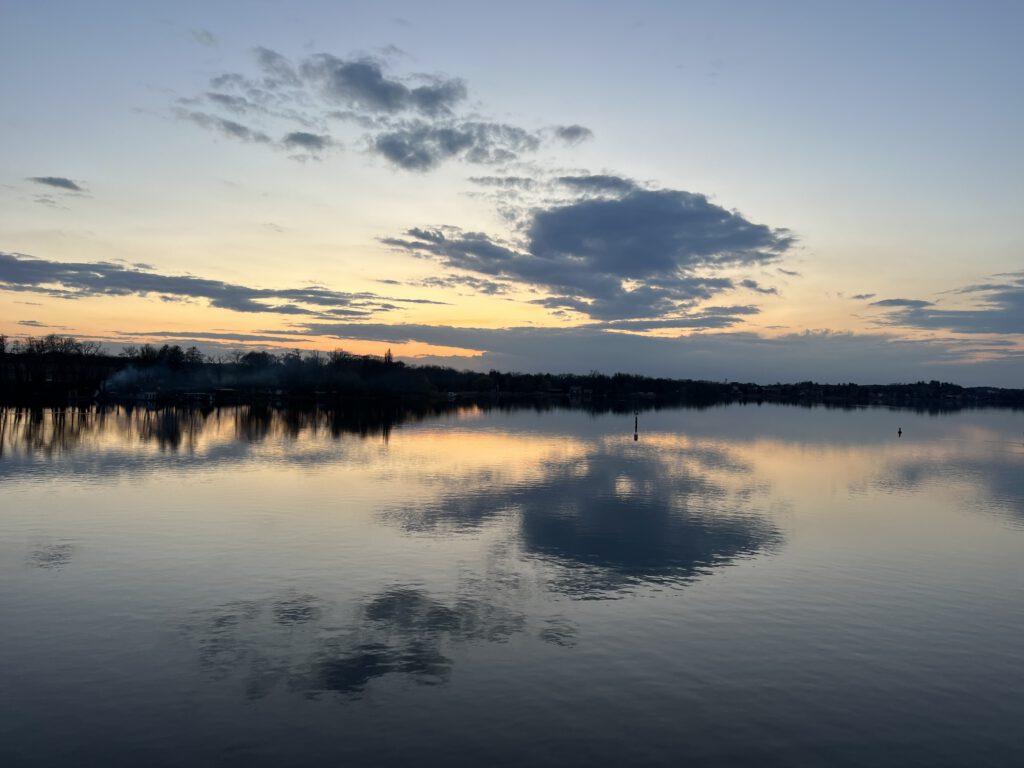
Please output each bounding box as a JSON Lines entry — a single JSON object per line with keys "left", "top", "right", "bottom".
{"left": 374, "top": 120, "right": 540, "bottom": 171}
{"left": 176, "top": 48, "right": 591, "bottom": 171}
{"left": 84, "top": 317, "right": 1024, "bottom": 386}
{"left": 191, "top": 29, "right": 217, "bottom": 47}
{"left": 285, "top": 321, "right": 1023, "bottom": 386}
{"left": 871, "top": 274, "right": 1024, "bottom": 335}
{"left": 178, "top": 110, "right": 272, "bottom": 143}
{"left": 850, "top": 292, "right": 876, "bottom": 300}
{"left": 556, "top": 174, "right": 637, "bottom": 195}
{"left": 204, "top": 92, "right": 254, "bottom": 114}
{"left": 0, "top": 251, "right": 416, "bottom": 319}
{"left": 411, "top": 275, "right": 513, "bottom": 295}
{"left": 28, "top": 176, "right": 82, "bottom": 192}
{"left": 468, "top": 176, "right": 536, "bottom": 190}
{"left": 528, "top": 189, "right": 791, "bottom": 273}
{"left": 739, "top": 279, "right": 777, "bottom": 295}
{"left": 122, "top": 330, "right": 313, "bottom": 344}
{"left": 254, "top": 46, "right": 300, "bottom": 87}
{"left": 384, "top": 186, "right": 793, "bottom": 320}
{"left": 601, "top": 305, "right": 761, "bottom": 331}
{"left": 17, "top": 319, "right": 54, "bottom": 328}
{"left": 554, "top": 124, "right": 594, "bottom": 144}
{"left": 870, "top": 298, "right": 934, "bottom": 309}
{"left": 282, "top": 131, "right": 333, "bottom": 152}
{"left": 299, "top": 54, "right": 466, "bottom": 115}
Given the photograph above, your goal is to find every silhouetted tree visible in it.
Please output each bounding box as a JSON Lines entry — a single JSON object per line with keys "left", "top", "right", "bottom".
{"left": 329, "top": 349, "right": 351, "bottom": 366}
{"left": 241, "top": 350, "right": 275, "bottom": 368}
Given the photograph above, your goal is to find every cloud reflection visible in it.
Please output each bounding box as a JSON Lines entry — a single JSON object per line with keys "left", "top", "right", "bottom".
{"left": 386, "top": 439, "right": 782, "bottom": 598}
{"left": 871, "top": 444, "right": 1024, "bottom": 523}
{"left": 27, "top": 542, "right": 75, "bottom": 569}
{"left": 183, "top": 585, "right": 529, "bottom": 699}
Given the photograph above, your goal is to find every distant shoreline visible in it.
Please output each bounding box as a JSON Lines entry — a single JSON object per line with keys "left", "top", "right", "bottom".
{"left": 2, "top": 336, "right": 1023, "bottom": 412}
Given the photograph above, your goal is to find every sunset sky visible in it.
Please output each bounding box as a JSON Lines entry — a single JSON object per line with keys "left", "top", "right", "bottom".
{"left": 2, "top": 0, "right": 1023, "bottom": 385}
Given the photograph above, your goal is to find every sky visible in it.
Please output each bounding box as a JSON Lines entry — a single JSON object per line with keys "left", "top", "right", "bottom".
{"left": 2, "top": 0, "right": 1023, "bottom": 385}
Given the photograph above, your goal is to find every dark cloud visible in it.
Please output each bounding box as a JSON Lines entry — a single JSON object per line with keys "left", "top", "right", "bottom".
{"left": 557, "top": 174, "right": 637, "bottom": 195}
{"left": 28, "top": 176, "right": 82, "bottom": 192}
{"left": 739, "top": 279, "right": 777, "bottom": 295}
{"left": 374, "top": 121, "right": 540, "bottom": 171}
{"left": 871, "top": 298, "right": 934, "bottom": 309}
{"left": 468, "top": 176, "right": 536, "bottom": 190}
{"left": 16, "top": 319, "right": 55, "bottom": 329}
{"left": 124, "top": 330, "right": 311, "bottom": 343}
{"left": 299, "top": 54, "right": 466, "bottom": 115}
{"left": 377, "top": 273, "right": 512, "bottom": 295}
{"left": 205, "top": 92, "right": 254, "bottom": 114}
{"left": 384, "top": 188, "right": 792, "bottom": 320}
{"left": 777, "top": 268, "right": 801, "bottom": 277}
{"left": 871, "top": 274, "right": 1024, "bottom": 335}
{"left": 554, "top": 124, "right": 594, "bottom": 144}
{"left": 851, "top": 292, "right": 876, "bottom": 300}
{"left": 209, "top": 72, "right": 249, "bottom": 90}
{"left": 601, "top": 310, "right": 759, "bottom": 331}
{"left": 254, "top": 46, "right": 300, "bottom": 87}
{"left": 283, "top": 321, "right": 1024, "bottom": 385}
{"left": 65, "top": 318, "right": 1024, "bottom": 386}
{"left": 178, "top": 110, "right": 272, "bottom": 143}
{"left": 325, "top": 109, "right": 386, "bottom": 129}
{"left": 177, "top": 48, "right": 590, "bottom": 171}
{"left": 700, "top": 304, "right": 761, "bottom": 316}
{"left": 0, "top": 251, "right": 410, "bottom": 319}
{"left": 282, "top": 131, "right": 333, "bottom": 152}
{"left": 527, "top": 190, "right": 791, "bottom": 273}
{"left": 415, "top": 275, "right": 513, "bottom": 295}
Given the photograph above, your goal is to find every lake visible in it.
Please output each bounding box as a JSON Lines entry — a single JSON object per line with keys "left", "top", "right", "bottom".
{"left": 2, "top": 403, "right": 1023, "bottom": 767}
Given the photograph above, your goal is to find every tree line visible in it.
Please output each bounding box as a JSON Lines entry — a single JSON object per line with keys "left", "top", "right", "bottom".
{"left": 1, "top": 333, "right": 1023, "bottom": 409}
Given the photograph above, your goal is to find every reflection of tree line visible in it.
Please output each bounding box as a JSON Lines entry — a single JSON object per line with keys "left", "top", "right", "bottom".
{"left": 0, "top": 400, "right": 793, "bottom": 460}
{"left": 0, "top": 402, "right": 477, "bottom": 457}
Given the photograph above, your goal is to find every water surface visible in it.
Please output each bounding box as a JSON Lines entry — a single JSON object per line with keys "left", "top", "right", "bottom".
{"left": 2, "top": 403, "right": 1023, "bottom": 766}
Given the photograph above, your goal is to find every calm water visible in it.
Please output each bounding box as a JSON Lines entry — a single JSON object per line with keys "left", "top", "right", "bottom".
{"left": 2, "top": 403, "right": 1023, "bottom": 767}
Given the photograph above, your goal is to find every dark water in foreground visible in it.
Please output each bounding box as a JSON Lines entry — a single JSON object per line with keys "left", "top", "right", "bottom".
{"left": 1, "top": 403, "right": 1023, "bottom": 767}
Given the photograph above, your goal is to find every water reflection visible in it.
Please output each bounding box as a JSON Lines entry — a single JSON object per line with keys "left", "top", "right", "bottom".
{"left": 389, "top": 440, "right": 781, "bottom": 597}
{"left": 0, "top": 403, "right": 475, "bottom": 455}
{"left": 183, "top": 585, "right": 529, "bottom": 698}
{"left": 0, "top": 404, "right": 478, "bottom": 479}
{"left": 27, "top": 542, "right": 74, "bottom": 569}
{"left": 872, "top": 449, "right": 1024, "bottom": 522}
{"left": 4, "top": 404, "right": 1024, "bottom": 766}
